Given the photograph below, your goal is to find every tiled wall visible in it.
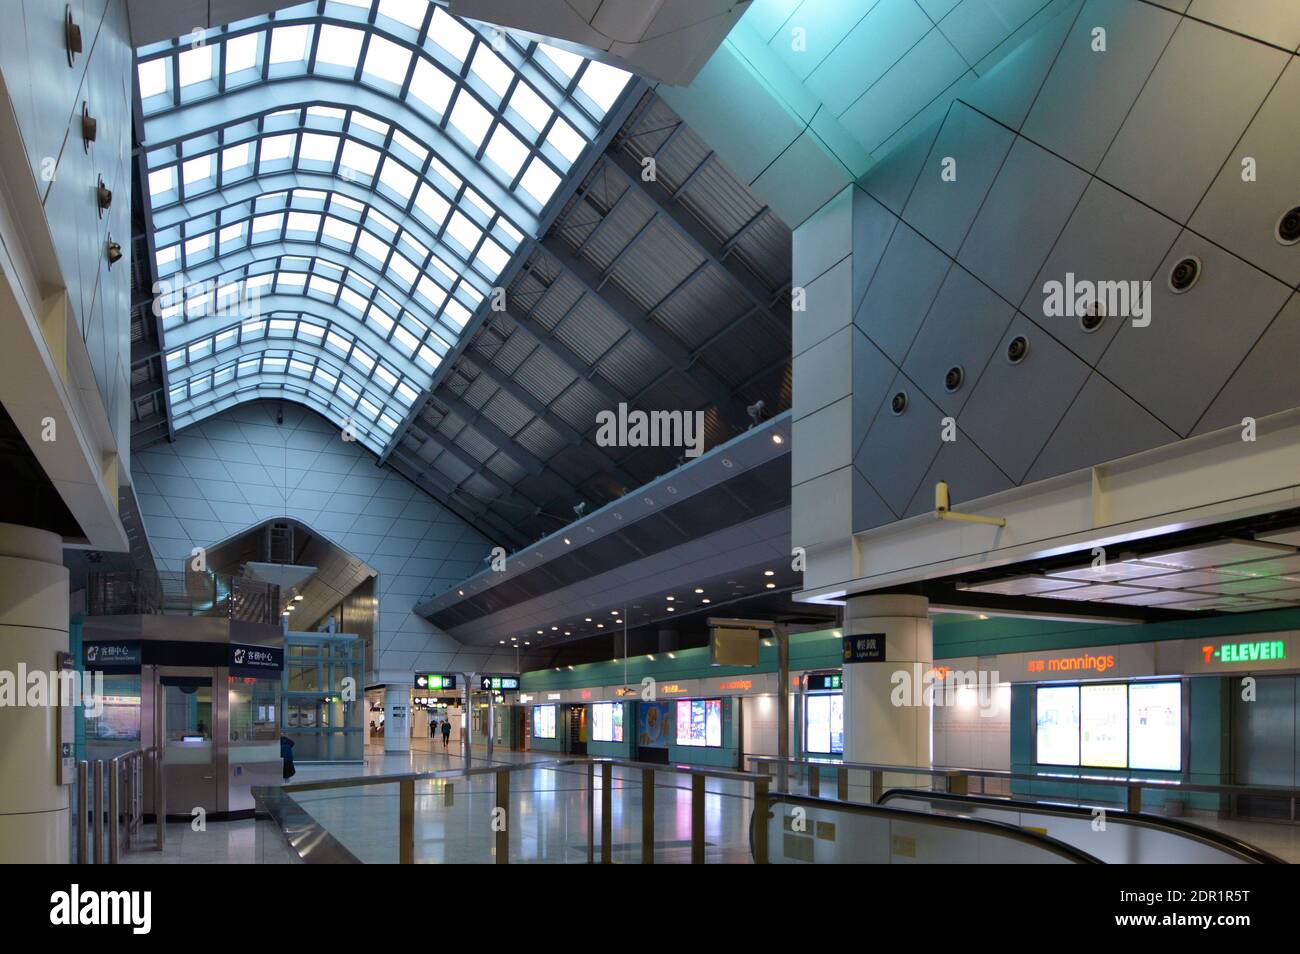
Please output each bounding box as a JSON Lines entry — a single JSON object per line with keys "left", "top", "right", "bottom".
{"left": 131, "top": 400, "right": 546, "bottom": 678}
{"left": 793, "top": 0, "right": 1300, "bottom": 549}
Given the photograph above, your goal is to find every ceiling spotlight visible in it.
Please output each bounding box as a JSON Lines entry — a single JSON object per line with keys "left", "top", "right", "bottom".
{"left": 293, "top": 594, "right": 303, "bottom": 602}
{"left": 563, "top": 537, "right": 571, "bottom": 545}
{"left": 551, "top": 626, "right": 558, "bottom": 631}
{"left": 567, "top": 665, "right": 575, "bottom": 671}
{"left": 458, "top": 589, "right": 464, "bottom": 596}
{"left": 584, "top": 617, "right": 592, "bottom": 622}
{"left": 766, "top": 583, "right": 776, "bottom": 589}
{"left": 537, "top": 629, "right": 543, "bottom": 634}
{"left": 564, "top": 631, "right": 571, "bottom": 636}
{"left": 499, "top": 640, "right": 505, "bottom": 644}
{"left": 610, "top": 610, "right": 619, "bottom": 615}
{"left": 647, "top": 654, "right": 655, "bottom": 661}
{"left": 524, "top": 641, "right": 530, "bottom": 646}
{"left": 702, "top": 599, "right": 711, "bottom": 604}
{"left": 666, "top": 596, "right": 674, "bottom": 601}
{"left": 764, "top": 570, "right": 775, "bottom": 577}
{"left": 772, "top": 433, "right": 784, "bottom": 445}
{"left": 597, "top": 624, "right": 604, "bottom": 629}
{"left": 667, "top": 652, "right": 675, "bottom": 659}
{"left": 694, "top": 588, "right": 703, "bottom": 594}
{"left": 667, "top": 607, "right": 675, "bottom": 612}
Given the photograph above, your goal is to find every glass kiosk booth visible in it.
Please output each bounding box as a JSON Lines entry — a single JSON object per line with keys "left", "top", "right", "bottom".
{"left": 82, "top": 615, "right": 284, "bottom": 819}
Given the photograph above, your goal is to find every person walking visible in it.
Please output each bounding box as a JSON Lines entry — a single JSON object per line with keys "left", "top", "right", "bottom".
{"left": 280, "top": 734, "right": 296, "bottom": 782}
{"left": 429, "top": 714, "right": 437, "bottom": 739}
{"left": 440, "top": 718, "right": 451, "bottom": 749}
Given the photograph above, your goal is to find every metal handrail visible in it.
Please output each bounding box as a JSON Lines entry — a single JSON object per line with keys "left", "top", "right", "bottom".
{"left": 258, "top": 755, "right": 771, "bottom": 864}
{"left": 878, "top": 789, "right": 1286, "bottom": 864}
{"left": 752, "top": 792, "right": 1102, "bottom": 864}
{"left": 746, "top": 753, "right": 1300, "bottom": 811}
{"left": 77, "top": 746, "right": 161, "bottom": 864}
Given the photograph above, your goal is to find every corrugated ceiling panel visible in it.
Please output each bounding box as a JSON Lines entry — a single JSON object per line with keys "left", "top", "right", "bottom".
{"left": 553, "top": 295, "right": 626, "bottom": 365}
{"left": 514, "top": 348, "right": 575, "bottom": 405}
{"left": 515, "top": 417, "right": 568, "bottom": 461}
{"left": 481, "top": 387, "right": 534, "bottom": 437}
{"left": 653, "top": 265, "right": 747, "bottom": 350}
{"left": 595, "top": 334, "right": 665, "bottom": 395}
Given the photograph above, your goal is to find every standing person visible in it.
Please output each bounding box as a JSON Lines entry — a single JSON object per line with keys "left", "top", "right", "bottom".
{"left": 429, "top": 714, "right": 437, "bottom": 739}
{"left": 440, "top": 717, "right": 451, "bottom": 749}
{"left": 280, "top": 734, "right": 296, "bottom": 782}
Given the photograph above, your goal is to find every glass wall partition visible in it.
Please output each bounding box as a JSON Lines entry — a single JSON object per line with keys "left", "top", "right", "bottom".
{"left": 283, "top": 632, "right": 364, "bottom": 761}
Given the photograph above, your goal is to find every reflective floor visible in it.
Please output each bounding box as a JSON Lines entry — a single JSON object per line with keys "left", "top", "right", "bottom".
{"left": 122, "top": 742, "right": 1300, "bottom": 864}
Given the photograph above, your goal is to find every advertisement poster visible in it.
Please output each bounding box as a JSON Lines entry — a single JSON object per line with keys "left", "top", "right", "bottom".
{"left": 591, "top": 702, "right": 624, "bottom": 742}
{"left": 806, "top": 694, "right": 845, "bottom": 755}
{"left": 1080, "top": 683, "right": 1128, "bottom": 768}
{"left": 675, "top": 699, "right": 721, "bottom": 747}
{"left": 1129, "top": 681, "right": 1181, "bottom": 771}
{"left": 1035, "top": 686, "right": 1080, "bottom": 766}
{"left": 638, "top": 701, "right": 672, "bottom": 747}
{"left": 705, "top": 699, "right": 721, "bottom": 747}
{"left": 532, "top": 704, "right": 557, "bottom": 739}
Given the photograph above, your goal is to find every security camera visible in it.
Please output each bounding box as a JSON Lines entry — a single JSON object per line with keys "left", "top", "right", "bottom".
{"left": 573, "top": 501, "right": 586, "bottom": 517}
{"left": 747, "top": 400, "right": 766, "bottom": 426}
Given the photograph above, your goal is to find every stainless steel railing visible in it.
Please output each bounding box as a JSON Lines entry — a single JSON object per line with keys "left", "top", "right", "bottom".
{"left": 77, "top": 746, "right": 162, "bottom": 863}
{"left": 257, "top": 756, "right": 771, "bottom": 864}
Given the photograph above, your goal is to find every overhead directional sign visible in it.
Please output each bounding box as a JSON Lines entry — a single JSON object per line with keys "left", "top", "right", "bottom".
{"left": 415, "top": 673, "right": 457, "bottom": 691}
{"left": 480, "top": 675, "right": 520, "bottom": 691}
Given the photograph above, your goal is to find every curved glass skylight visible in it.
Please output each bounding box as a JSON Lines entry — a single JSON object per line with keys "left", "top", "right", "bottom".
{"left": 137, "top": 0, "right": 631, "bottom": 453}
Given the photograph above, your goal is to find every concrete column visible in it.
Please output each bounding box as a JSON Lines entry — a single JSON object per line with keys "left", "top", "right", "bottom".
{"left": 0, "top": 523, "right": 70, "bottom": 862}
{"left": 842, "top": 594, "right": 932, "bottom": 769}
{"left": 383, "top": 685, "right": 410, "bottom": 753}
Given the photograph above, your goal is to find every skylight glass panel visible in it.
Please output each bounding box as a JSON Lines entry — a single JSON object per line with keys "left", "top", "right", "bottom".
{"left": 349, "top": 112, "right": 389, "bottom": 137}
{"left": 316, "top": 25, "right": 366, "bottom": 69}
{"left": 546, "top": 116, "right": 584, "bottom": 164}
{"left": 252, "top": 213, "right": 283, "bottom": 234}
{"left": 414, "top": 183, "right": 451, "bottom": 224}
{"left": 377, "top": 157, "right": 416, "bottom": 196}
{"left": 219, "top": 223, "right": 244, "bottom": 244}
{"left": 362, "top": 35, "right": 411, "bottom": 87}
{"left": 379, "top": 0, "right": 428, "bottom": 31}
{"left": 485, "top": 125, "right": 527, "bottom": 178}
{"left": 445, "top": 211, "right": 482, "bottom": 254}
{"left": 222, "top": 142, "right": 251, "bottom": 176}
{"left": 324, "top": 216, "right": 358, "bottom": 246}
{"left": 449, "top": 92, "right": 492, "bottom": 146}
{"left": 299, "top": 133, "right": 339, "bottom": 163}
{"left": 577, "top": 60, "right": 631, "bottom": 114}
{"left": 356, "top": 231, "right": 389, "bottom": 264}
{"left": 182, "top": 154, "right": 214, "bottom": 185}
{"left": 225, "top": 33, "right": 259, "bottom": 75}
{"left": 392, "top": 325, "right": 418, "bottom": 353}
{"left": 538, "top": 44, "right": 582, "bottom": 80}
{"left": 508, "top": 82, "right": 552, "bottom": 137}
{"left": 340, "top": 140, "right": 380, "bottom": 178}
{"left": 429, "top": 7, "right": 474, "bottom": 63}
{"left": 287, "top": 212, "right": 321, "bottom": 234}
{"left": 138, "top": 58, "right": 168, "bottom": 99}
{"left": 178, "top": 45, "right": 214, "bottom": 87}
{"left": 476, "top": 237, "right": 509, "bottom": 276}
{"left": 470, "top": 45, "right": 513, "bottom": 100}
{"left": 519, "top": 157, "right": 560, "bottom": 205}
{"left": 443, "top": 299, "right": 471, "bottom": 328}
{"left": 413, "top": 59, "right": 460, "bottom": 117}
{"left": 269, "top": 25, "right": 311, "bottom": 64}
{"left": 309, "top": 276, "right": 339, "bottom": 298}
{"left": 259, "top": 134, "right": 295, "bottom": 164}
{"left": 148, "top": 167, "right": 175, "bottom": 196}
{"left": 341, "top": 287, "right": 368, "bottom": 314}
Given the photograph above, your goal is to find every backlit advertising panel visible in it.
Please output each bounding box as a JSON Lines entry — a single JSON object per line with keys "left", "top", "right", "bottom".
{"left": 1035, "top": 686, "right": 1080, "bottom": 766}
{"left": 1080, "top": 683, "right": 1128, "bottom": 768}
{"left": 1129, "top": 681, "right": 1181, "bottom": 771}
{"left": 591, "top": 701, "right": 623, "bottom": 742}
{"left": 675, "top": 699, "right": 723, "bottom": 747}
{"left": 532, "top": 704, "right": 557, "bottom": 739}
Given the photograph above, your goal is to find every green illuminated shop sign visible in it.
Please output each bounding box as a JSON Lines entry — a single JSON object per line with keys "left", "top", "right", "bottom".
{"left": 1201, "top": 640, "right": 1286, "bottom": 664}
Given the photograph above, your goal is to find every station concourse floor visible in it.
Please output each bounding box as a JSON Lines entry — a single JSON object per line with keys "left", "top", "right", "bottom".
{"left": 124, "top": 742, "right": 1300, "bottom": 864}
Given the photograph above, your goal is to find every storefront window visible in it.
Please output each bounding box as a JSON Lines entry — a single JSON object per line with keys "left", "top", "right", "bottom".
{"left": 805, "top": 693, "right": 844, "bottom": 755}
{"left": 84, "top": 674, "right": 142, "bottom": 742}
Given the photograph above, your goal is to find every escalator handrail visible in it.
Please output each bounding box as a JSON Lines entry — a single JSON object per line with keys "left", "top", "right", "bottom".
{"left": 750, "top": 791, "right": 1102, "bottom": 864}
{"left": 879, "top": 789, "right": 1285, "bottom": 864}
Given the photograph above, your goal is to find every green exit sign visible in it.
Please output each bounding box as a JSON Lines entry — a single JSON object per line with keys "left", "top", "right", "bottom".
{"left": 1201, "top": 640, "right": 1286, "bottom": 664}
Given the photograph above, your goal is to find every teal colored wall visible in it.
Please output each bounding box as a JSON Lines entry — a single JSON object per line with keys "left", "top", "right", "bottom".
{"left": 586, "top": 702, "right": 633, "bottom": 759}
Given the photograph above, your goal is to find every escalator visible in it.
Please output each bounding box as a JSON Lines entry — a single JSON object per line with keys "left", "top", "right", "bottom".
{"left": 751, "top": 792, "right": 1102, "bottom": 863}
{"left": 879, "top": 790, "right": 1284, "bottom": 864}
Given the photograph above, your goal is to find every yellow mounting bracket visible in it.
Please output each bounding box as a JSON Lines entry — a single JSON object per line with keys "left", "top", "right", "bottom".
{"left": 934, "top": 481, "right": 1007, "bottom": 528}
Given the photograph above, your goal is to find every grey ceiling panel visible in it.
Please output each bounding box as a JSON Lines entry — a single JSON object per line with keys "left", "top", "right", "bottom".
{"left": 958, "top": 136, "right": 1090, "bottom": 306}
{"left": 1186, "top": 0, "right": 1300, "bottom": 50}
{"left": 1099, "top": 232, "right": 1293, "bottom": 436}
{"left": 852, "top": 466, "right": 897, "bottom": 533}
{"left": 852, "top": 329, "right": 899, "bottom": 456}
{"left": 902, "top": 103, "right": 1017, "bottom": 257}
{"left": 959, "top": 313, "right": 1091, "bottom": 481}
{"left": 1024, "top": 372, "right": 1178, "bottom": 481}
{"left": 959, "top": 574, "right": 1086, "bottom": 595}
{"left": 804, "top": 0, "right": 935, "bottom": 115}
{"left": 1143, "top": 539, "right": 1291, "bottom": 568}
{"left": 1027, "top": 177, "right": 1181, "bottom": 366}
{"left": 957, "top": 0, "right": 1082, "bottom": 131}
{"left": 855, "top": 370, "right": 944, "bottom": 515}
{"left": 861, "top": 117, "right": 943, "bottom": 216}
{"left": 1046, "top": 583, "right": 1158, "bottom": 601}
{"left": 1189, "top": 60, "right": 1300, "bottom": 289}
{"left": 902, "top": 264, "right": 1017, "bottom": 418}
{"left": 939, "top": 0, "right": 1056, "bottom": 65}
{"left": 1194, "top": 295, "right": 1300, "bottom": 435}
{"left": 902, "top": 432, "right": 1013, "bottom": 517}
{"left": 1098, "top": 19, "right": 1289, "bottom": 223}
{"left": 1101, "top": 589, "right": 1199, "bottom": 606}
{"left": 1217, "top": 551, "right": 1300, "bottom": 578}
{"left": 1049, "top": 560, "right": 1187, "bottom": 582}
{"left": 1022, "top": 0, "right": 1179, "bottom": 172}
{"left": 855, "top": 221, "right": 951, "bottom": 364}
